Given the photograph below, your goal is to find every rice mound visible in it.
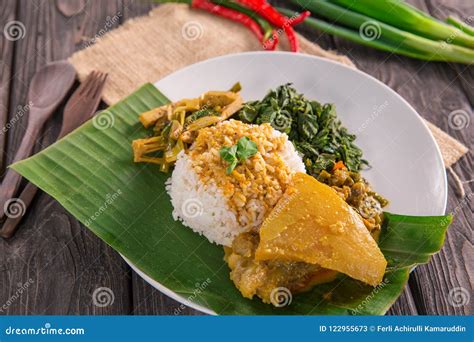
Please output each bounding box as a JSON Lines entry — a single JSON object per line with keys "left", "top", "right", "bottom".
{"left": 166, "top": 125, "right": 305, "bottom": 246}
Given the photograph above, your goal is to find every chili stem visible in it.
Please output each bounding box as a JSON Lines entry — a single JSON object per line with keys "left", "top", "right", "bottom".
{"left": 212, "top": 0, "right": 272, "bottom": 38}
{"left": 211, "top": 0, "right": 277, "bottom": 49}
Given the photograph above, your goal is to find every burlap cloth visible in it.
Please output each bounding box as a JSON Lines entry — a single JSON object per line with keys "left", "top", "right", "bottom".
{"left": 69, "top": 3, "right": 467, "bottom": 169}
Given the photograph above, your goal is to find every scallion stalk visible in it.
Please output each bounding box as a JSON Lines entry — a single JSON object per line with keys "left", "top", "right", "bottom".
{"left": 290, "top": 0, "right": 474, "bottom": 64}
{"left": 446, "top": 16, "right": 474, "bottom": 37}
{"left": 278, "top": 8, "right": 433, "bottom": 61}
{"left": 328, "top": 0, "right": 474, "bottom": 49}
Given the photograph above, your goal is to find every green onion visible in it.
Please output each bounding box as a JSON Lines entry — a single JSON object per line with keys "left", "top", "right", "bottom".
{"left": 329, "top": 0, "right": 474, "bottom": 49}
{"left": 288, "top": 0, "right": 474, "bottom": 64}
{"left": 278, "top": 7, "right": 433, "bottom": 61}
{"left": 446, "top": 16, "right": 474, "bottom": 37}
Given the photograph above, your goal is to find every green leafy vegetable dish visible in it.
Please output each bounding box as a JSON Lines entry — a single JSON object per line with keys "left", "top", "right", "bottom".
{"left": 13, "top": 83, "right": 452, "bottom": 315}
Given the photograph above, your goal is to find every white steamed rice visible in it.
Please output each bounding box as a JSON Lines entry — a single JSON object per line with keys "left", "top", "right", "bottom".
{"left": 166, "top": 130, "right": 305, "bottom": 246}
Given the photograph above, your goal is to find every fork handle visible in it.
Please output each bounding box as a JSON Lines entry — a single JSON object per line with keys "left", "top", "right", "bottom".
{"left": 0, "top": 109, "right": 91, "bottom": 237}
{"left": 0, "top": 123, "right": 41, "bottom": 219}
{"left": 0, "top": 102, "right": 102, "bottom": 237}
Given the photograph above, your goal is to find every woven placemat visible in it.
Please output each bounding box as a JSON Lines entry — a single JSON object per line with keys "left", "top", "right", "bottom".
{"left": 69, "top": 3, "right": 467, "bottom": 168}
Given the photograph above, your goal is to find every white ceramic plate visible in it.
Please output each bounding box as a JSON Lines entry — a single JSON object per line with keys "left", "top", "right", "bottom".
{"left": 123, "top": 52, "right": 447, "bottom": 315}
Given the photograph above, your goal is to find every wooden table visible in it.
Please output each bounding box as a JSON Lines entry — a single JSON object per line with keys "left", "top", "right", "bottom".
{"left": 0, "top": 0, "right": 472, "bottom": 315}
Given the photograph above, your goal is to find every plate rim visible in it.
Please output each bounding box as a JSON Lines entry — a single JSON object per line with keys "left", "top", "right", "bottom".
{"left": 123, "top": 51, "right": 447, "bottom": 315}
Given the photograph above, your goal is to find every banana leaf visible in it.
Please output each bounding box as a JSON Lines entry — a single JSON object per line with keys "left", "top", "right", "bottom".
{"left": 12, "top": 83, "right": 452, "bottom": 315}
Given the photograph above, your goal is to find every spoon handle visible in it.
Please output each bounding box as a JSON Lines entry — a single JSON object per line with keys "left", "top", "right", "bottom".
{"left": 0, "top": 121, "right": 41, "bottom": 217}
{"left": 0, "top": 182, "right": 38, "bottom": 238}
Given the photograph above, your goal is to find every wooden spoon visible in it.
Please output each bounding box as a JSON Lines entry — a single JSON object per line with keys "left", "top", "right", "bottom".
{"left": 0, "top": 71, "right": 108, "bottom": 239}
{"left": 0, "top": 61, "right": 76, "bottom": 219}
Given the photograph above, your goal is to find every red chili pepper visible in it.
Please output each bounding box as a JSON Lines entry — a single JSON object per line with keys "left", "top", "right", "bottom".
{"left": 236, "top": 0, "right": 308, "bottom": 52}
{"left": 192, "top": 0, "right": 264, "bottom": 42}
{"left": 262, "top": 30, "right": 278, "bottom": 50}
{"left": 283, "top": 25, "right": 298, "bottom": 52}
{"left": 237, "top": 0, "right": 287, "bottom": 27}
{"left": 288, "top": 10, "right": 310, "bottom": 26}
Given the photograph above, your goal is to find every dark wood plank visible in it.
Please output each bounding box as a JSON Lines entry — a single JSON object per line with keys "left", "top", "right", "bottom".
{"left": 407, "top": 0, "right": 473, "bottom": 316}
{"left": 425, "top": 0, "right": 474, "bottom": 105}
{"left": 131, "top": 276, "right": 205, "bottom": 316}
{"left": 122, "top": 0, "right": 157, "bottom": 20}
{"left": 0, "top": 0, "right": 131, "bottom": 315}
{"left": 0, "top": 0, "right": 17, "bottom": 173}
{"left": 118, "top": 0, "right": 206, "bottom": 316}
{"left": 386, "top": 288, "right": 419, "bottom": 315}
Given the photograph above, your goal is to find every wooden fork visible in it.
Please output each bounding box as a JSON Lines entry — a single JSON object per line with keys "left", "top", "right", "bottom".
{"left": 0, "top": 71, "right": 108, "bottom": 239}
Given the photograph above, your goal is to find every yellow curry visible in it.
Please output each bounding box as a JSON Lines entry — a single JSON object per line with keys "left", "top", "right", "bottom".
{"left": 225, "top": 172, "right": 387, "bottom": 305}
